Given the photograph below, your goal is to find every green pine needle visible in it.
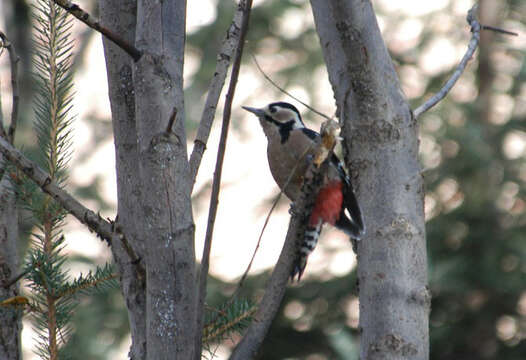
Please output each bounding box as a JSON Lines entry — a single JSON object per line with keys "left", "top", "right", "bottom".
{"left": 202, "top": 299, "right": 257, "bottom": 348}
{"left": 21, "top": 1, "right": 81, "bottom": 358}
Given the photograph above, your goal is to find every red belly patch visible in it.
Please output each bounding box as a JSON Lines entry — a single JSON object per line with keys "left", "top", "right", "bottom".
{"left": 309, "top": 181, "right": 343, "bottom": 227}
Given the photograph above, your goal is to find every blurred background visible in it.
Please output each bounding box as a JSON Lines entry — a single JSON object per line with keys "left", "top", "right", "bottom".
{"left": 0, "top": 0, "right": 525, "bottom": 359}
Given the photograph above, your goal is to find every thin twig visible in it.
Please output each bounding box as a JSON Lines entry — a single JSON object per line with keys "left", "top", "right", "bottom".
{"left": 208, "top": 196, "right": 281, "bottom": 326}
{"left": 413, "top": 4, "right": 518, "bottom": 118}
{"left": 251, "top": 54, "right": 332, "bottom": 121}
{"left": 0, "top": 32, "right": 19, "bottom": 144}
{"left": 188, "top": 4, "right": 246, "bottom": 189}
{"left": 214, "top": 144, "right": 315, "bottom": 325}
{"left": 194, "top": 0, "right": 253, "bottom": 358}
{"left": 51, "top": 0, "right": 142, "bottom": 61}
{"left": 237, "top": 194, "right": 282, "bottom": 287}
{"left": 482, "top": 25, "right": 518, "bottom": 37}
{"left": 413, "top": 5, "right": 481, "bottom": 118}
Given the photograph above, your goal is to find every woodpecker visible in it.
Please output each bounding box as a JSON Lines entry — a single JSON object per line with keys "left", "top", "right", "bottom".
{"left": 242, "top": 102, "right": 365, "bottom": 280}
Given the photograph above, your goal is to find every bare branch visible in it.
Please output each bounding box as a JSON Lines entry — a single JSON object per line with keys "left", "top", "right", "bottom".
{"left": 230, "top": 120, "right": 340, "bottom": 359}
{"left": 194, "top": 1, "right": 253, "bottom": 357}
{"left": 413, "top": 5, "right": 517, "bottom": 119}
{"left": 251, "top": 55, "right": 332, "bottom": 121}
{"left": 413, "top": 5, "right": 481, "bottom": 118}
{"left": 0, "top": 32, "right": 19, "bottom": 144}
{"left": 188, "top": 4, "right": 246, "bottom": 187}
{"left": 51, "top": 0, "right": 142, "bottom": 61}
{"left": 0, "top": 136, "right": 143, "bottom": 269}
{"left": 0, "top": 137, "right": 145, "bottom": 278}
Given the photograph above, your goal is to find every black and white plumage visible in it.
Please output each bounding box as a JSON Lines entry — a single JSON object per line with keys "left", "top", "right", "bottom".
{"left": 243, "top": 102, "right": 365, "bottom": 279}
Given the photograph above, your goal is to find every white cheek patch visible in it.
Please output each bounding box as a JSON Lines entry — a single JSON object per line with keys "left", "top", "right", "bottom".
{"left": 275, "top": 109, "right": 295, "bottom": 122}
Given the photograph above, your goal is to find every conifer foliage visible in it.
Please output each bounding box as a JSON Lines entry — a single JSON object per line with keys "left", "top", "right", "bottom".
{"left": 6, "top": 1, "right": 117, "bottom": 358}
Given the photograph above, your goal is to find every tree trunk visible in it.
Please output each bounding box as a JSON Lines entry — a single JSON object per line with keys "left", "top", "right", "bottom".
{"left": 0, "top": 160, "right": 21, "bottom": 360}
{"left": 310, "top": 1, "right": 429, "bottom": 359}
{"left": 134, "top": 1, "right": 196, "bottom": 359}
{"left": 99, "top": 1, "right": 147, "bottom": 359}
{"left": 99, "top": 0, "right": 197, "bottom": 358}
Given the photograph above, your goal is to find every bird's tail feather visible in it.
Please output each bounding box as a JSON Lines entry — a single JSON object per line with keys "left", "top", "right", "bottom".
{"left": 291, "top": 222, "right": 322, "bottom": 281}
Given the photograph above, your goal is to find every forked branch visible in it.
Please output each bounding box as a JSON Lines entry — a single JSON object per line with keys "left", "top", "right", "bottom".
{"left": 413, "top": 4, "right": 518, "bottom": 119}
{"left": 0, "top": 136, "right": 142, "bottom": 270}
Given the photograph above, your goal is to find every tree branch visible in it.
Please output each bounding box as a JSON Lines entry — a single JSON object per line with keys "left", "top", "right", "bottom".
{"left": 0, "top": 135, "right": 143, "bottom": 270}
{"left": 194, "top": 1, "right": 253, "bottom": 358}
{"left": 51, "top": 0, "right": 142, "bottom": 61}
{"left": 413, "top": 4, "right": 517, "bottom": 119}
{"left": 188, "top": 3, "right": 246, "bottom": 188}
{"left": 413, "top": 5, "right": 481, "bottom": 118}
{"left": 229, "top": 120, "right": 340, "bottom": 359}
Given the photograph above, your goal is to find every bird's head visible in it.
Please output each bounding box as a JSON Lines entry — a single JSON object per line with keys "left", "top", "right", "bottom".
{"left": 242, "top": 102, "right": 305, "bottom": 137}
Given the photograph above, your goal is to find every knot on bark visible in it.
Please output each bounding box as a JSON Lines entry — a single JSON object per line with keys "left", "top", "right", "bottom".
{"left": 409, "top": 285, "right": 432, "bottom": 309}
{"left": 148, "top": 132, "right": 182, "bottom": 167}
{"left": 369, "top": 334, "right": 418, "bottom": 357}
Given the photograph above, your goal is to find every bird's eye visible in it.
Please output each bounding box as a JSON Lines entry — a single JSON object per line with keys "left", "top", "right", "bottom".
{"left": 269, "top": 106, "right": 277, "bottom": 114}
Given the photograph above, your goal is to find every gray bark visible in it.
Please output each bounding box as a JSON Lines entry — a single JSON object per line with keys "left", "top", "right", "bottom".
{"left": 99, "top": 1, "right": 147, "bottom": 359}
{"left": 310, "top": 1, "right": 429, "bottom": 359}
{"left": 100, "top": 0, "right": 197, "bottom": 358}
{"left": 0, "top": 159, "right": 21, "bottom": 360}
{"left": 134, "top": 1, "right": 197, "bottom": 359}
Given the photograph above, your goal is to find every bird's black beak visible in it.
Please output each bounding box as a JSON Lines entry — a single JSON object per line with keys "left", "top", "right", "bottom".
{"left": 242, "top": 106, "right": 265, "bottom": 117}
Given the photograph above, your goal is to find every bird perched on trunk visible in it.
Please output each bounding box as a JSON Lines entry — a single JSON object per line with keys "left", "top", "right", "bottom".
{"left": 242, "top": 102, "right": 365, "bottom": 279}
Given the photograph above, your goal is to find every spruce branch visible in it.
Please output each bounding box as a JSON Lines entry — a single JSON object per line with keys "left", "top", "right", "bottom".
{"left": 50, "top": 0, "right": 142, "bottom": 61}
{"left": 56, "top": 265, "right": 117, "bottom": 299}
{"left": 202, "top": 300, "right": 256, "bottom": 344}
{"left": 413, "top": 4, "right": 518, "bottom": 118}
